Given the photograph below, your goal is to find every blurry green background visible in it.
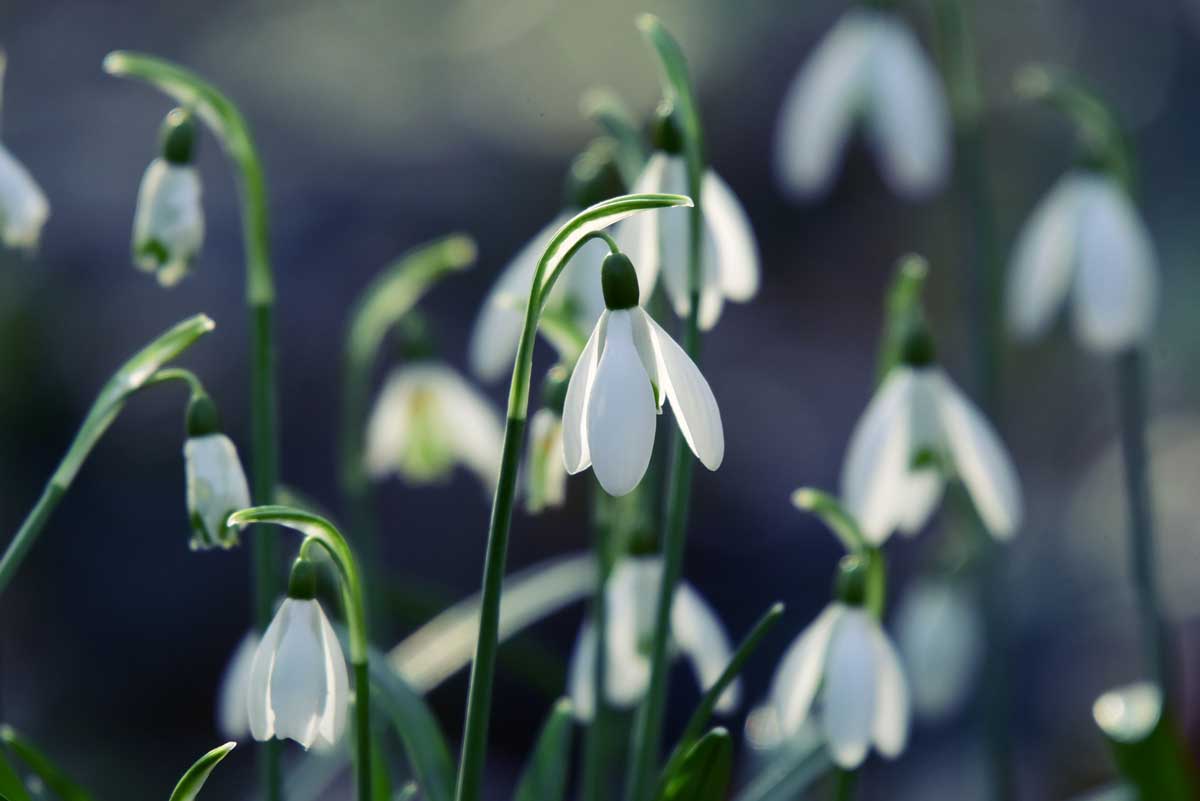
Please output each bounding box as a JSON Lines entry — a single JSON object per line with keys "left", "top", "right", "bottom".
{"left": 1, "top": 0, "right": 1198, "bottom": 798}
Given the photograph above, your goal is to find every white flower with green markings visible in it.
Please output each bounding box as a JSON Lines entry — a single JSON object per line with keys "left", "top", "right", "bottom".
{"left": 183, "top": 395, "right": 251, "bottom": 551}
{"left": 133, "top": 109, "right": 204, "bottom": 287}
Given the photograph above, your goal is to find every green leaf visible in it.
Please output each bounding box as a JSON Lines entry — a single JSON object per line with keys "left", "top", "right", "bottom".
{"left": 167, "top": 742, "right": 235, "bottom": 801}
{"left": 1094, "top": 683, "right": 1198, "bottom": 801}
{"left": 0, "top": 726, "right": 93, "bottom": 801}
{"left": 371, "top": 733, "right": 393, "bottom": 801}
{"left": 513, "top": 699, "right": 574, "bottom": 801}
{"left": 580, "top": 87, "right": 648, "bottom": 188}
{"left": 0, "top": 747, "right": 31, "bottom": 801}
{"left": 636, "top": 15, "right": 706, "bottom": 196}
{"left": 875, "top": 254, "right": 928, "bottom": 385}
{"left": 657, "top": 728, "right": 732, "bottom": 801}
{"left": 732, "top": 739, "right": 830, "bottom": 801}
{"left": 369, "top": 655, "right": 456, "bottom": 801}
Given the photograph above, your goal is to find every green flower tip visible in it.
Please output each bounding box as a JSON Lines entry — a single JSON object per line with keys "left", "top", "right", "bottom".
{"left": 601, "top": 252, "right": 640, "bottom": 310}
{"left": 161, "top": 108, "right": 198, "bottom": 165}
{"left": 1013, "top": 64, "right": 1054, "bottom": 101}
{"left": 1094, "top": 682, "right": 1162, "bottom": 744}
{"left": 540, "top": 364, "right": 570, "bottom": 415}
{"left": 287, "top": 557, "right": 319, "bottom": 600}
{"left": 651, "top": 101, "right": 684, "bottom": 155}
{"left": 898, "top": 319, "right": 937, "bottom": 367}
{"left": 186, "top": 393, "right": 221, "bottom": 437}
{"left": 564, "top": 138, "right": 626, "bottom": 209}
{"left": 443, "top": 234, "right": 478, "bottom": 268}
{"left": 101, "top": 51, "right": 128, "bottom": 75}
{"left": 834, "top": 554, "right": 868, "bottom": 607}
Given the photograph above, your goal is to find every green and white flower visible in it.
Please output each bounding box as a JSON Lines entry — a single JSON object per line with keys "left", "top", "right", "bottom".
{"left": 894, "top": 579, "right": 982, "bottom": 722}
{"left": 774, "top": 8, "right": 950, "bottom": 200}
{"left": 525, "top": 407, "right": 567, "bottom": 514}
{"left": 185, "top": 431, "right": 251, "bottom": 551}
{"left": 0, "top": 143, "right": 48, "bottom": 251}
{"left": 132, "top": 109, "right": 204, "bottom": 287}
{"left": 1006, "top": 171, "right": 1157, "bottom": 352}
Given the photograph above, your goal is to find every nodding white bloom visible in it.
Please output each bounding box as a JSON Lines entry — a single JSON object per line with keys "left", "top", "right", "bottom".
{"left": 133, "top": 110, "right": 204, "bottom": 287}
{"left": 217, "top": 631, "right": 259, "bottom": 739}
{"left": 771, "top": 602, "right": 909, "bottom": 769}
{"left": 365, "top": 363, "right": 504, "bottom": 493}
{"left": 614, "top": 119, "right": 759, "bottom": 329}
{"left": 894, "top": 580, "right": 983, "bottom": 722}
{"left": 568, "top": 555, "right": 739, "bottom": 721}
{"left": 185, "top": 423, "right": 252, "bottom": 551}
{"left": 248, "top": 596, "right": 349, "bottom": 750}
{"left": 0, "top": 144, "right": 48, "bottom": 251}
{"left": 563, "top": 252, "right": 723, "bottom": 497}
{"left": 774, "top": 8, "right": 950, "bottom": 201}
{"left": 525, "top": 407, "right": 567, "bottom": 514}
{"left": 1006, "top": 171, "right": 1158, "bottom": 352}
{"left": 841, "top": 349, "right": 1021, "bottom": 544}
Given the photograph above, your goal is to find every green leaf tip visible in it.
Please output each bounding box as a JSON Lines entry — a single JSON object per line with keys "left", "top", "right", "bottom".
{"left": 167, "top": 742, "right": 235, "bottom": 801}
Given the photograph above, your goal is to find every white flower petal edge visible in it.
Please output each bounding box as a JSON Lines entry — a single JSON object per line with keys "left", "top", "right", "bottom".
{"left": 562, "top": 311, "right": 607, "bottom": 474}
{"left": 185, "top": 433, "right": 252, "bottom": 549}
{"left": 703, "top": 169, "right": 760, "bottom": 302}
{"left": 896, "top": 580, "right": 983, "bottom": 720}
{"left": 869, "top": 619, "right": 910, "bottom": 758}
{"left": 605, "top": 558, "right": 659, "bottom": 706}
{"left": 840, "top": 369, "right": 916, "bottom": 543}
{"left": 771, "top": 604, "right": 843, "bottom": 734}
{"left": 428, "top": 366, "right": 506, "bottom": 492}
{"left": 218, "top": 631, "right": 259, "bottom": 739}
{"left": 821, "top": 608, "right": 878, "bottom": 769}
{"left": 0, "top": 144, "right": 48, "bottom": 250}
{"left": 672, "top": 582, "right": 740, "bottom": 712}
{"left": 364, "top": 370, "right": 413, "bottom": 479}
{"left": 1072, "top": 176, "right": 1158, "bottom": 352}
{"left": 567, "top": 620, "right": 599, "bottom": 721}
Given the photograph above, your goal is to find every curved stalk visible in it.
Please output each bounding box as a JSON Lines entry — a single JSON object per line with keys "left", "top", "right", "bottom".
{"left": 228, "top": 505, "right": 372, "bottom": 801}
{"left": 0, "top": 315, "right": 214, "bottom": 598}
{"left": 451, "top": 192, "right": 691, "bottom": 801}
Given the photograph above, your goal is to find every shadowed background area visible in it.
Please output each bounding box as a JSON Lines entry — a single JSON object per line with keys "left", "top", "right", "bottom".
{"left": 0, "top": 0, "right": 1198, "bottom": 798}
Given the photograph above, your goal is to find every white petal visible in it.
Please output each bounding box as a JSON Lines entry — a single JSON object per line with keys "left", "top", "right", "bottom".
{"left": 132, "top": 160, "right": 204, "bottom": 284}
{"left": 364, "top": 370, "right": 415, "bottom": 478}
{"left": 770, "top": 604, "right": 842, "bottom": 734}
{"left": 864, "top": 16, "right": 951, "bottom": 198}
{"left": 840, "top": 368, "right": 916, "bottom": 543}
{"left": 672, "top": 582, "right": 740, "bottom": 713}
{"left": 604, "top": 557, "right": 661, "bottom": 706}
{"left": 567, "top": 621, "right": 598, "bottom": 722}
{"left": 525, "top": 409, "right": 567, "bottom": 513}
{"left": 896, "top": 580, "right": 983, "bottom": 721}
{"left": 655, "top": 156, "right": 696, "bottom": 322}
{"left": 562, "top": 312, "right": 607, "bottom": 474}
{"left": 821, "top": 608, "right": 877, "bottom": 769}
{"left": 218, "top": 632, "right": 259, "bottom": 739}
{"left": 640, "top": 310, "right": 724, "bottom": 470}
{"left": 895, "top": 467, "right": 944, "bottom": 536}
{"left": 774, "top": 11, "right": 875, "bottom": 199}
{"left": 1006, "top": 175, "right": 1086, "bottom": 341}
{"left": 185, "top": 433, "right": 252, "bottom": 549}
{"left": 702, "top": 169, "right": 760, "bottom": 302}
{"left": 585, "top": 310, "right": 657, "bottom": 496}
{"left": 426, "top": 366, "right": 505, "bottom": 492}
{"left": 248, "top": 598, "right": 294, "bottom": 742}
{"left": 932, "top": 371, "right": 1022, "bottom": 539}
{"left": 869, "top": 622, "right": 910, "bottom": 758}
{"left": 269, "top": 600, "right": 328, "bottom": 749}
{"left": 314, "top": 601, "right": 350, "bottom": 748}
{"left": 0, "top": 143, "right": 48, "bottom": 249}
{"left": 1072, "top": 176, "right": 1159, "bottom": 352}
{"left": 613, "top": 153, "right": 669, "bottom": 297}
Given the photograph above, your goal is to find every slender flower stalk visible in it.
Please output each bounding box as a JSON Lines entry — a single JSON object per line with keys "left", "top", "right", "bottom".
{"left": 104, "top": 52, "right": 283, "bottom": 801}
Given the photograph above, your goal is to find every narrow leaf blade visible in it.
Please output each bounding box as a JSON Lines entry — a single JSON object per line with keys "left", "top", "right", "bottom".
{"left": 0, "top": 726, "right": 94, "bottom": 801}
{"left": 369, "top": 655, "right": 456, "bottom": 801}
{"left": 514, "top": 699, "right": 574, "bottom": 801}
{"left": 657, "top": 728, "right": 732, "bottom": 801}
{"left": 167, "top": 742, "right": 235, "bottom": 801}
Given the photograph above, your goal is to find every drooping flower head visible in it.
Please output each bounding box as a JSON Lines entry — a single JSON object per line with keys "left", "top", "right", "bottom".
{"left": 0, "top": 55, "right": 49, "bottom": 251}
{"left": 183, "top": 393, "right": 251, "bottom": 551}
{"left": 217, "top": 631, "right": 259, "bottom": 739}
{"left": 568, "top": 554, "right": 739, "bottom": 721}
{"left": 774, "top": 7, "right": 950, "bottom": 200}
{"left": 132, "top": 108, "right": 205, "bottom": 287}
{"left": 563, "top": 250, "right": 723, "bottom": 496}
{"left": 524, "top": 366, "right": 569, "bottom": 514}
{"left": 614, "top": 104, "right": 760, "bottom": 330}
{"left": 894, "top": 578, "right": 983, "bottom": 722}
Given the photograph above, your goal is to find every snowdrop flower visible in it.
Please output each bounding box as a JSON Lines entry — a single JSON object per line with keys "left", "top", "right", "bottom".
{"left": 132, "top": 109, "right": 204, "bottom": 287}
{"left": 1006, "top": 170, "right": 1158, "bottom": 352}
{"left": 0, "top": 56, "right": 49, "bottom": 251}
{"left": 771, "top": 560, "right": 909, "bottom": 769}
{"left": 614, "top": 108, "right": 759, "bottom": 330}
{"left": 524, "top": 367, "right": 569, "bottom": 514}
{"left": 248, "top": 559, "right": 349, "bottom": 750}
{"left": 184, "top": 395, "right": 251, "bottom": 551}
{"left": 365, "top": 362, "right": 504, "bottom": 493}
{"left": 568, "top": 554, "right": 739, "bottom": 721}
{"left": 564, "top": 250, "right": 723, "bottom": 497}
{"left": 774, "top": 8, "right": 950, "bottom": 200}
{"left": 217, "top": 631, "right": 258, "bottom": 739}
{"left": 841, "top": 329, "right": 1021, "bottom": 543}
{"left": 894, "top": 579, "right": 983, "bottom": 722}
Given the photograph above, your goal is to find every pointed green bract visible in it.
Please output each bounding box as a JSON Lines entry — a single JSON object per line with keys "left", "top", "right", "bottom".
{"left": 167, "top": 742, "right": 235, "bottom": 801}
{"left": 656, "top": 728, "right": 732, "bottom": 801}
{"left": 514, "top": 699, "right": 574, "bottom": 801}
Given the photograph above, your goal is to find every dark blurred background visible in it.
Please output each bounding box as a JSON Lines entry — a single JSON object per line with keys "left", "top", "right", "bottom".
{"left": 1, "top": 0, "right": 1199, "bottom": 798}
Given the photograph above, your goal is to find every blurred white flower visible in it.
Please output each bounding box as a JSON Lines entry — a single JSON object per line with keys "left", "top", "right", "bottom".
{"left": 771, "top": 602, "right": 909, "bottom": 769}
{"left": 774, "top": 8, "right": 950, "bottom": 200}
{"left": 563, "top": 305, "right": 723, "bottom": 497}
{"left": 185, "top": 433, "right": 252, "bottom": 551}
{"left": 1006, "top": 171, "right": 1157, "bottom": 352}
{"left": 614, "top": 153, "right": 759, "bottom": 329}
{"left": 524, "top": 407, "right": 567, "bottom": 514}
{"left": 568, "top": 555, "right": 739, "bottom": 721}
{"left": 841, "top": 365, "right": 1021, "bottom": 544}
{"left": 132, "top": 158, "right": 204, "bottom": 287}
{"left": 894, "top": 579, "right": 983, "bottom": 722}
{"left": 218, "top": 631, "right": 259, "bottom": 739}
{"left": 365, "top": 363, "right": 504, "bottom": 493}
{"left": 0, "top": 144, "right": 48, "bottom": 251}
{"left": 248, "top": 598, "right": 349, "bottom": 750}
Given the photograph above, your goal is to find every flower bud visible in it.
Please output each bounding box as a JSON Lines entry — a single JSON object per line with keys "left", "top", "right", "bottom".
{"left": 184, "top": 428, "right": 251, "bottom": 551}
{"left": 132, "top": 126, "right": 204, "bottom": 287}
{"left": 601, "top": 252, "right": 640, "bottom": 311}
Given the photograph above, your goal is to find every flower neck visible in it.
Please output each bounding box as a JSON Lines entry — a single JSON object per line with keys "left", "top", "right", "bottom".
{"left": 161, "top": 108, "right": 197, "bottom": 165}
{"left": 602, "top": 252, "right": 640, "bottom": 310}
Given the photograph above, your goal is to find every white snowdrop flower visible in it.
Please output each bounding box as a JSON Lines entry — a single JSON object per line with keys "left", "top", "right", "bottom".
{"left": 894, "top": 579, "right": 983, "bottom": 722}
{"left": 774, "top": 8, "right": 950, "bottom": 200}
{"left": 365, "top": 362, "right": 504, "bottom": 494}
{"left": 184, "top": 395, "right": 251, "bottom": 551}
{"left": 840, "top": 335, "right": 1021, "bottom": 544}
{"left": 563, "top": 251, "right": 723, "bottom": 497}
{"left": 525, "top": 407, "right": 567, "bottom": 514}
{"left": 132, "top": 110, "right": 204, "bottom": 287}
{"left": 1006, "top": 171, "right": 1158, "bottom": 353}
{"left": 771, "top": 600, "right": 909, "bottom": 769}
{"left": 217, "top": 631, "right": 259, "bottom": 739}
{"left": 614, "top": 112, "right": 759, "bottom": 330}
{"left": 0, "top": 143, "right": 48, "bottom": 251}
{"left": 568, "top": 555, "right": 739, "bottom": 721}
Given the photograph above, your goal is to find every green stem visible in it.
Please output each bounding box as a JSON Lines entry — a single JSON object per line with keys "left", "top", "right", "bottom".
{"left": 355, "top": 662, "right": 373, "bottom": 801}
{"left": 582, "top": 492, "right": 613, "bottom": 801}
{"left": 833, "top": 768, "right": 858, "bottom": 801}
{"left": 0, "top": 484, "right": 65, "bottom": 599}
{"left": 1115, "top": 349, "right": 1170, "bottom": 693}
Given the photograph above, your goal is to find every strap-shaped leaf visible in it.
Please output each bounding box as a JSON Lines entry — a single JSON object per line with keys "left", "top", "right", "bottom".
{"left": 0, "top": 726, "right": 93, "bottom": 801}
{"left": 514, "top": 699, "right": 574, "bottom": 801}
{"left": 167, "top": 742, "right": 235, "bottom": 801}
{"left": 732, "top": 738, "right": 830, "bottom": 801}
{"left": 657, "top": 728, "right": 732, "bottom": 801}
{"left": 369, "top": 654, "right": 456, "bottom": 801}
{"left": 0, "top": 747, "right": 31, "bottom": 801}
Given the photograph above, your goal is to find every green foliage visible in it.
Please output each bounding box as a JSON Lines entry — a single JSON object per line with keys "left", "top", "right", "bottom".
{"left": 0, "top": 726, "right": 93, "bottom": 801}
{"left": 656, "top": 729, "right": 732, "bottom": 801}
{"left": 167, "top": 742, "right": 235, "bottom": 801}
{"left": 513, "top": 699, "right": 574, "bottom": 801}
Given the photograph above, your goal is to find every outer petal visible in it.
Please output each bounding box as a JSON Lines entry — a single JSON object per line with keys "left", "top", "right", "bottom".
{"left": 1005, "top": 175, "right": 1085, "bottom": 341}
{"left": 525, "top": 409, "right": 567, "bottom": 513}
{"left": 640, "top": 310, "right": 724, "bottom": 470}
{"left": 364, "top": 371, "right": 414, "bottom": 478}
{"left": 585, "top": 310, "right": 657, "bottom": 496}
{"left": 562, "top": 312, "right": 607, "bottom": 474}
{"left": 269, "top": 600, "right": 328, "bottom": 749}
{"left": 869, "top": 622, "right": 910, "bottom": 758}
{"left": 770, "top": 604, "right": 843, "bottom": 734}
{"left": 864, "top": 15, "right": 951, "bottom": 198}
{"left": 1072, "top": 176, "right": 1159, "bottom": 352}
{"left": 896, "top": 580, "right": 982, "bottom": 721}
{"left": 247, "top": 598, "right": 294, "bottom": 742}
{"left": 703, "top": 169, "right": 760, "bottom": 302}
{"left": 132, "top": 160, "right": 204, "bottom": 285}
{"left": 605, "top": 558, "right": 662, "bottom": 706}
{"left": 840, "top": 368, "right": 915, "bottom": 544}
{"left": 894, "top": 467, "right": 945, "bottom": 536}
{"left": 0, "top": 143, "right": 49, "bottom": 250}
{"left": 655, "top": 156, "right": 697, "bottom": 323}
{"left": 821, "top": 608, "right": 877, "bottom": 769}
{"left": 567, "top": 620, "right": 598, "bottom": 721}
{"left": 672, "top": 582, "right": 740, "bottom": 712}
{"left": 218, "top": 632, "right": 259, "bottom": 739}
{"left": 932, "top": 371, "right": 1022, "bottom": 539}
{"left": 185, "top": 433, "right": 251, "bottom": 549}
{"left": 774, "top": 11, "right": 875, "bottom": 199}
{"left": 427, "top": 365, "right": 505, "bottom": 493}
{"left": 313, "top": 601, "right": 350, "bottom": 748}
{"left": 613, "top": 153, "right": 668, "bottom": 298}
